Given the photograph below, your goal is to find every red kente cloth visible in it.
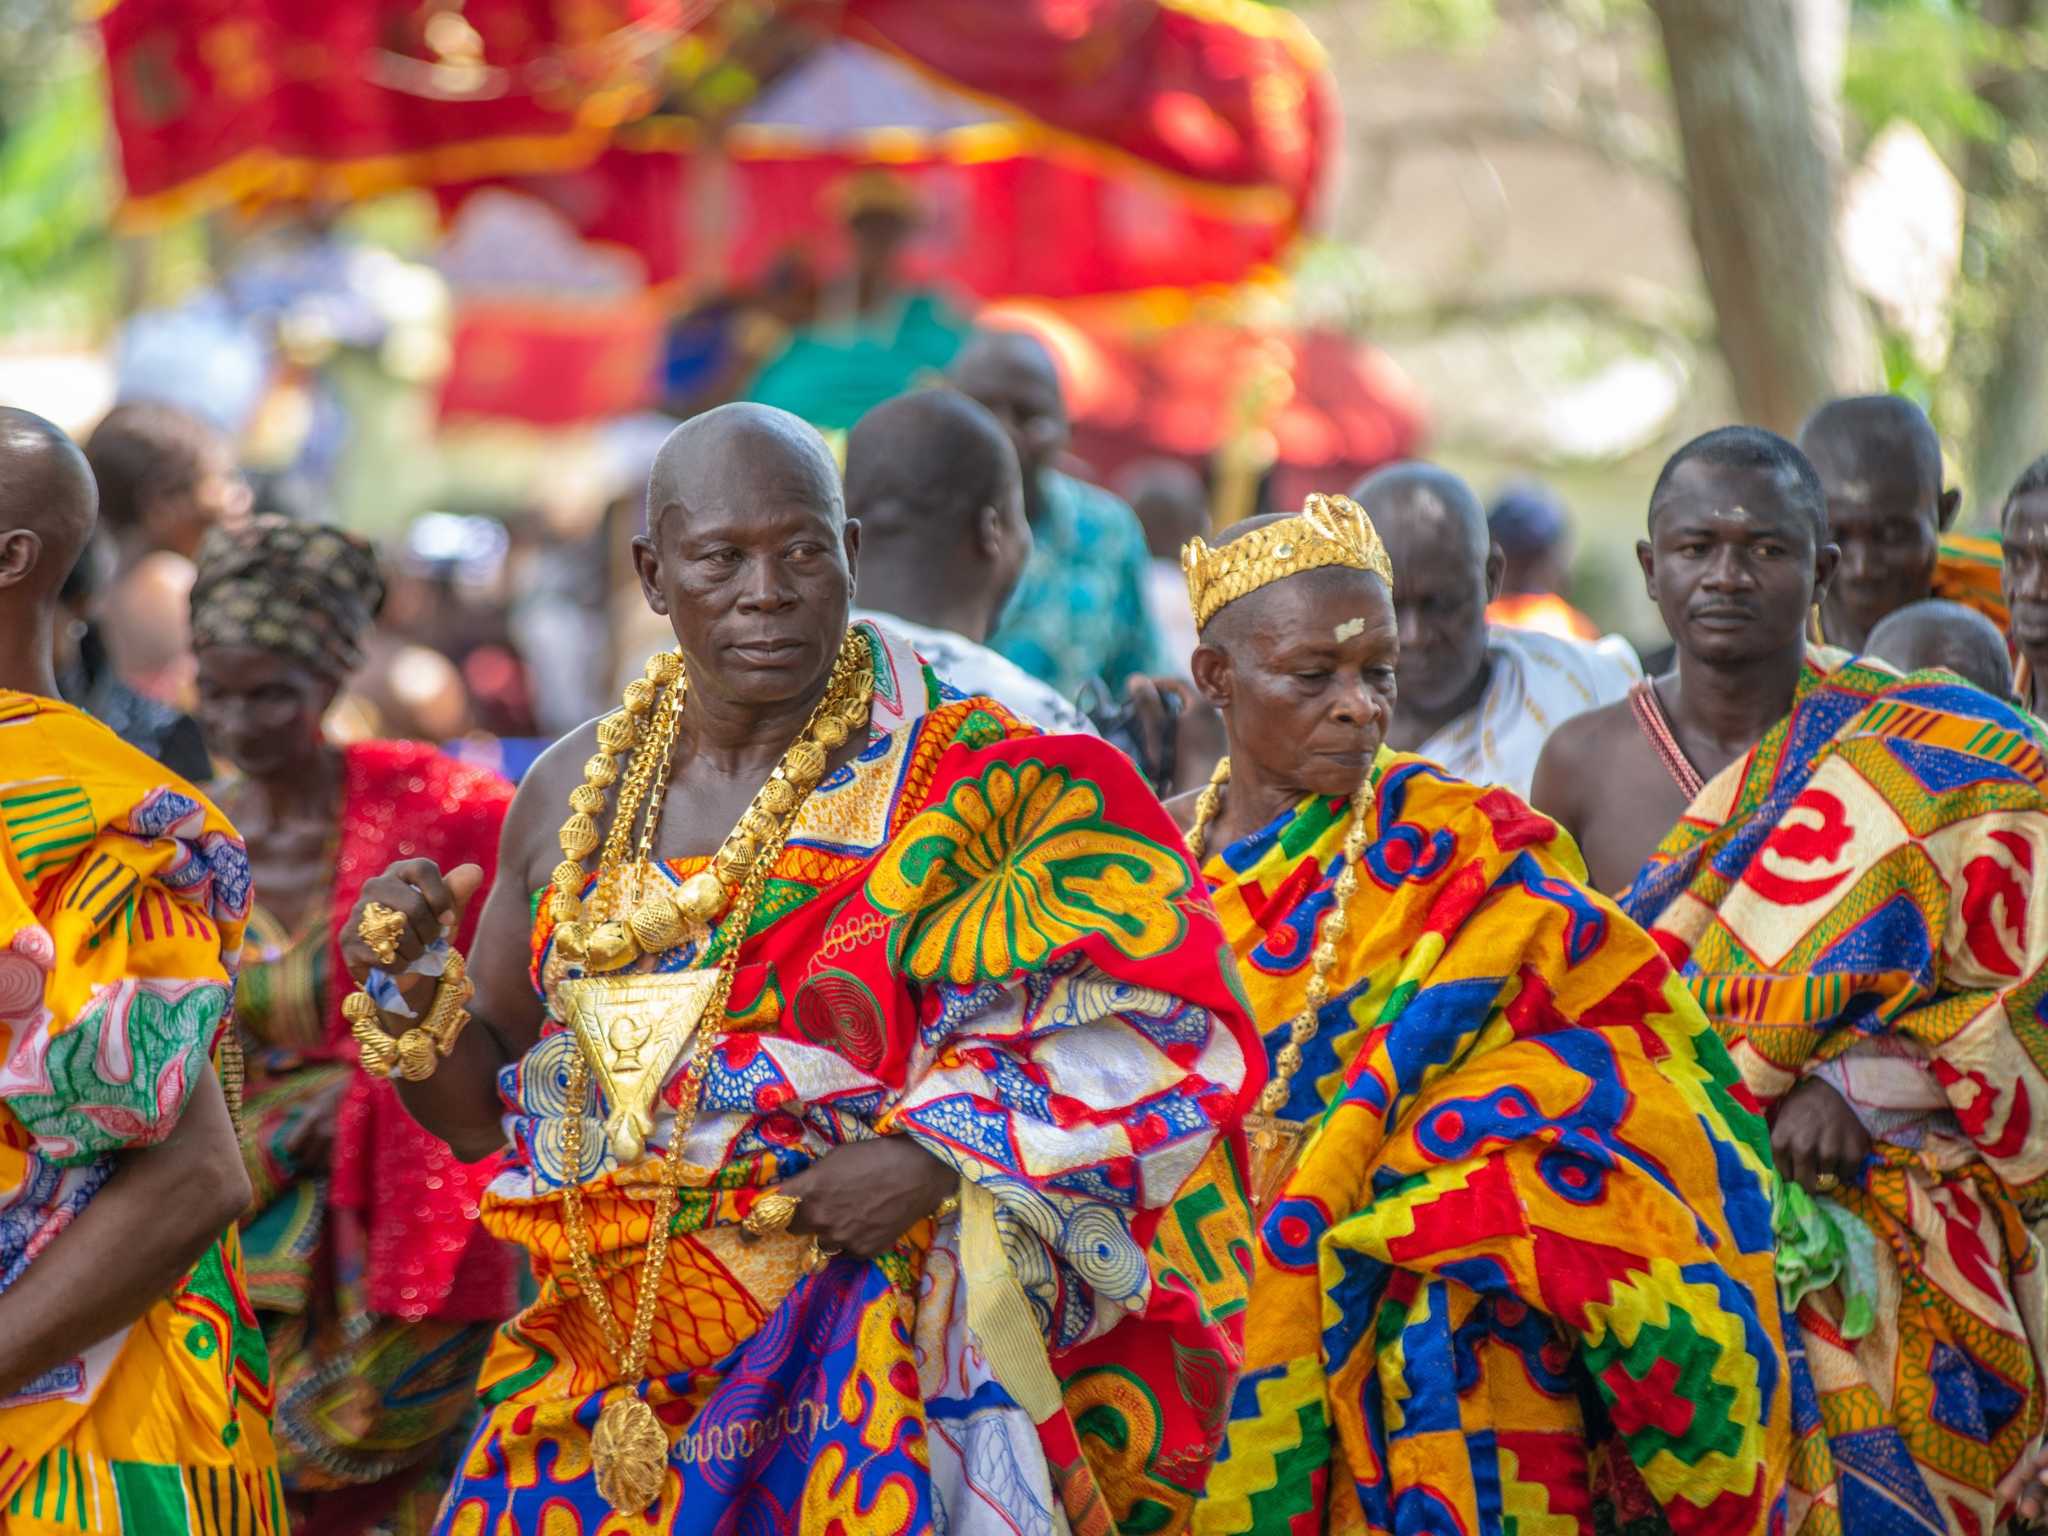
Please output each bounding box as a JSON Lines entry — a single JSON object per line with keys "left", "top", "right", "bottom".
{"left": 326, "top": 740, "right": 516, "bottom": 1323}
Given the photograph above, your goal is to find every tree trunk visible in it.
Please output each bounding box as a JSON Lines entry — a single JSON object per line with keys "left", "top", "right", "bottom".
{"left": 1649, "top": 0, "right": 1876, "bottom": 434}
{"left": 1951, "top": 0, "right": 2048, "bottom": 513}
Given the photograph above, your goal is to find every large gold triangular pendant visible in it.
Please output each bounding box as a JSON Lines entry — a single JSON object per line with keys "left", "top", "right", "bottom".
{"left": 554, "top": 971, "right": 724, "bottom": 1164}
{"left": 1245, "top": 1114, "right": 1308, "bottom": 1214}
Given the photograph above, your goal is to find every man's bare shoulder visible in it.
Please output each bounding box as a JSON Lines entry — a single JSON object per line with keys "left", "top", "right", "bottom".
{"left": 498, "top": 718, "right": 606, "bottom": 880}
{"left": 1547, "top": 695, "right": 1645, "bottom": 766}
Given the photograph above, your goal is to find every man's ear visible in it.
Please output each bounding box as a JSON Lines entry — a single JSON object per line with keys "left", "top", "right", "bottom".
{"left": 1484, "top": 540, "right": 1506, "bottom": 604}
{"left": 1938, "top": 486, "right": 1962, "bottom": 533}
{"left": 974, "top": 502, "right": 1005, "bottom": 560}
{"left": 842, "top": 517, "right": 861, "bottom": 587}
{"left": 630, "top": 533, "right": 667, "bottom": 616}
{"left": 1635, "top": 538, "right": 1656, "bottom": 603}
{"left": 0, "top": 528, "right": 42, "bottom": 591}
{"left": 1189, "top": 640, "right": 1231, "bottom": 713}
{"left": 1812, "top": 541, "right": 1842, "bottom": 607}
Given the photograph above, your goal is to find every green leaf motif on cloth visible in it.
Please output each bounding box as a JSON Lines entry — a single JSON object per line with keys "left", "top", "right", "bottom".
{"left": 865, "top": 757, "right": 1190, "bottom": 984}
{"left": 4, "top": 979, "right": 229, "bottom": 1164}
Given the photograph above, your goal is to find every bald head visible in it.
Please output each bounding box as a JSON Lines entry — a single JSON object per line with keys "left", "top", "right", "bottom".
{"left": 1798, "top": 395, "right": 1944, "bottom": 509}
{"left": 1865, "top": 599, "right": 2014, "bottom": 699}
{"left": 1118, "top": 457, "right": 1209, "bottom": 560}
{"left": 0, "top": 408, "right": 97, "bottom": 605}
{"left": 1347, "top": 462, "right": 1500, "bottom": 724}
{"left": 847, "top": 389, "right": 1028, "bottom": 637}
{"left": 645, "top": 402, "right": 842, "bottom": 535}
{"left": 1350, "top": 462, "right": 1490, "bottom": 568}
{"left": 1799, "top": 396, "right": 1956, "bottom": 648}
{"left": 948, "top": 330, "right": 1068, "bottom": 483}
{"left": 846, "top": 389, "right": 1018, "bottom": 541}
{"left": 949, "top": 330, "right": 1060, "bottom": 396}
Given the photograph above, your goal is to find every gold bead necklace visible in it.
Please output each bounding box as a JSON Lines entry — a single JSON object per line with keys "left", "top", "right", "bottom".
{"left": 544, "top": 628, "right": 872, "bottom": 1514}
{"left": 1186, "top": 754, "right": 1378, "bottom": 1203}
{"left": 550, "top": 635, "right": 872, "bottom": 973}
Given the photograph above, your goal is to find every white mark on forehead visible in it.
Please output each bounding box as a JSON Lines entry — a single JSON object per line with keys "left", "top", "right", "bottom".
{"left": 1334, "top": 617, "right": 1366, "bottom": 642}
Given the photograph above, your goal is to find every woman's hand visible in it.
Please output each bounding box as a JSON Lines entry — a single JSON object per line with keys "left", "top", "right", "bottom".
{"left": 765, "top": 1137, "right": 958, "bottom": 1260}
{"left": 1771, "top": 1076, "right": 1872, "bottom": 1197}
{"left": 339, "top": 860, "right": 484, "bottom": 1013}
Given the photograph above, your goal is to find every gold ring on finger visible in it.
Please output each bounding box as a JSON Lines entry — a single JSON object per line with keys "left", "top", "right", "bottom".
{"left": 1814, "top": 1172, "right": 1839, "bottom": 1193}
{"left": 803, "top": 1237, "right": 841, "bottom": 1275}
{"left": 357, "top": 902, "right": 409, "bottom": 968}
{"left": 742, "top": 1191, "right": 800, "bottom": 1239}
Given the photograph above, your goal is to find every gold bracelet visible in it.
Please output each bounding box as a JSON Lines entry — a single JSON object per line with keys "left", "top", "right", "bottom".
{"left": 342, "top": 951, "right": 473, "bottom": 1082}
{"left": 933, "top": 1194, "right": 959, "bottom": 1223}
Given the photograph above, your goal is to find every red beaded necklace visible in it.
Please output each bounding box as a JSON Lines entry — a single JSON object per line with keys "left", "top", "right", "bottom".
{"left": 1628, "top": 679, "right": 1705, "bottom": 799}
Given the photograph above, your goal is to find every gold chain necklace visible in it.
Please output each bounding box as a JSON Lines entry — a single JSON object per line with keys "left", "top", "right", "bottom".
{"left": 1186, "top": 754, "right": 1377, "bottom": 1208}
{"left": 549, "top": 636, "right": 870, "bottom": 972}
{"left": 547, "top": 629, "right": 874, "bottom": 1515}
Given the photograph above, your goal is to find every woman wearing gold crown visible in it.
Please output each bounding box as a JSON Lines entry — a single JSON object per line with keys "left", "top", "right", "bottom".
{"left": 336, "top": 403, "right": 1260, "bottom": 1535}
{"left": 1171, "top": 497, "right": 1793, "bottom": 1535}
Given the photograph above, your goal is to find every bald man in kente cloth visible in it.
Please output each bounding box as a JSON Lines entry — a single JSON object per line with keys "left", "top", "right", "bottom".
{"left": 1169, "top": 493, "right": 1786, "bottom": 1535}
{"left": 1352, "top": 461, "right": 1638, "bottom": 798}
{"left": 1799, "top": 393, "right": 2008, "bottom": 647}
{"left": 335, "top": 402, "right": 1258, "bottom": 1533}
{"left": 0, "top": 410, "right": 281, "bottom": 1533}
{"left": 1534, "top": 425, "right": 2048, "bottom": 1534}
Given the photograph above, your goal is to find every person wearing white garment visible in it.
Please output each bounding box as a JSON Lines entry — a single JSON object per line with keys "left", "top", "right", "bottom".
{"left": 1353, "top": 460, "right": 1640, "bottom": 797}
{"left": 847, "top": 387, "right": 1095, "bottom": 735}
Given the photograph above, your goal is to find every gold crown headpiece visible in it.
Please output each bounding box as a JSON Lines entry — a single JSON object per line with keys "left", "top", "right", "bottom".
{"left": 1181, "top": 492, "right": 1395, "bottom": 632}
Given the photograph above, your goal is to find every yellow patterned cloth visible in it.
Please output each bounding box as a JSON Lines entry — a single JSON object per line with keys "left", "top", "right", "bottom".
{"left": 1622, "top": 654, "right": 2048, "bottom": 1536}
{"left": 0, "top": 692, "right": 279, "bottom": 1534}
{"left": 1194, "top": 750, "right": 1789, "bottom": 1536}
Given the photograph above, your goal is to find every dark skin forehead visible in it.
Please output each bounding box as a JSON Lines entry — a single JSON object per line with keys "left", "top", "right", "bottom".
{"left": 1352, "top": 462, "right": 1489, "bottom": 570}
{"left": 646, "top": 403, "right": 842, "bottom": 538}
{"left": 1204, "top": 560, "right": 1394, "bottom": 656}
{"left": 0, "top": 407, "right": 96, "bottom": 588}
{"left": 947, "top": 332, "right": 1064, "bottom": 411}
{"left": 1797, "top": 397, "right": 1941, "bottom": 518}
{"left": 1649, "top": 458, "right": 1821, "bottom": 548}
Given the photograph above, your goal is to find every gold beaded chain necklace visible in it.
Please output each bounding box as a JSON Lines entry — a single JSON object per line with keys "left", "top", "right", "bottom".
{"left": 543, "top": 629, "right": 873, "bottom": 1516}
{"left": 1186, "top": 754, "right": 1379, "bottom": 1210}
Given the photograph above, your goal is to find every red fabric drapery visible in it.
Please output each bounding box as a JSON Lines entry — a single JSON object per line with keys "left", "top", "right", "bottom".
{"left": 100, "top": 0, "right": 1331, "bottom": 241}
{"left": 100, "top": 0, "right": 673, "bottom": 226}
{"left": 835, "top": 0, "right": 1329, "bottom": 227}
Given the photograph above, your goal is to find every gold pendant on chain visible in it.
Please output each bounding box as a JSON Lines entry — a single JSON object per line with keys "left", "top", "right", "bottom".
{"left": 591, "top": 1393, "right": 668, "bottom": 1514}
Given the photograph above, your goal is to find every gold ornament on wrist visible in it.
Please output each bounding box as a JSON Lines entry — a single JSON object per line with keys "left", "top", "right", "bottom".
{"left": 343, "top": 951, "right": 473, "bottom": 1081}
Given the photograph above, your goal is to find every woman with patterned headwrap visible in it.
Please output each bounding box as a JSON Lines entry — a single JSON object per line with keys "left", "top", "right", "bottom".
{"left": 188, "top": 517, "right": 517, "bottom": 1536}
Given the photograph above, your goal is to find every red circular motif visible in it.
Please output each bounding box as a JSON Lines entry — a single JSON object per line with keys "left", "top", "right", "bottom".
{"left": 792, "top": 969, "right": 887, "bottom": 1071}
